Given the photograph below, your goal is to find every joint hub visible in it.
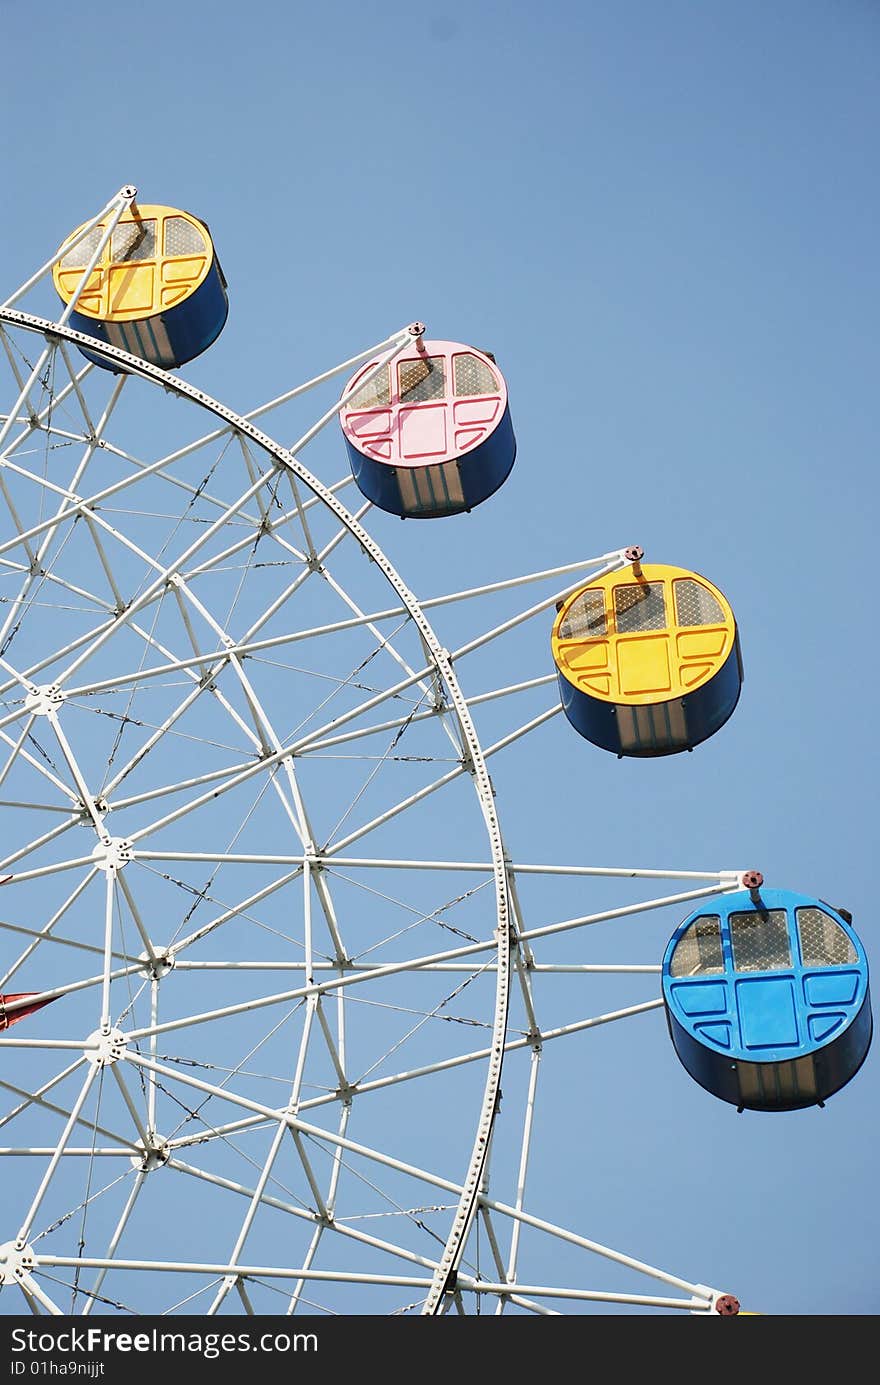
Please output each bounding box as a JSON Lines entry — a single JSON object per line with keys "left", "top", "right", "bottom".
{"left": 130, "top": 1135, "right": 170, "bottom": 1172}
{"left": 138, "top": 948, "right": 175, "bottom": 980}
{"left": 85, "top": 1027, "right": 127, "bottom": 1067}
{"left": 91, "top": 837, "right": 132, "bottom": 872}
{"left": 81, "top": 795, "right": 110, "bottom": 824}
{"left": 0, "top": 1240, "right": 37, "bottom": 1286}
{"left": 24, "top": 684, "right": 65, "bottom": 716}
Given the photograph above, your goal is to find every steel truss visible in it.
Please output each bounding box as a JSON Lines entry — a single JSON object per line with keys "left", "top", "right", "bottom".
{"left": 0, "top": 189, "right": 745, "bottom": 1317}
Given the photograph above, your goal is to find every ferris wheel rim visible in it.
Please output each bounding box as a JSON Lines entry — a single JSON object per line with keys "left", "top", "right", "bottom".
{"left": 0, "top": 307, "right": 512, "bottom": 1315}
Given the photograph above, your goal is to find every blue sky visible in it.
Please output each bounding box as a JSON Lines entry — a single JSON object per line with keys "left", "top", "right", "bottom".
{"left": 0, "top": 0, "right": 877, "bottom": 1318}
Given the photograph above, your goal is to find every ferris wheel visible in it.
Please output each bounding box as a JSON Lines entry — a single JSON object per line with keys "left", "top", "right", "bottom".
{"left": 0, "top": 185, "right": 870, "bottom": 1318}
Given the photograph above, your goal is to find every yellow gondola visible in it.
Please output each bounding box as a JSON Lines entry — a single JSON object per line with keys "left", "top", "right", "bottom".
{"left": 551, "top": 560, "right": 743, "bottom": 756}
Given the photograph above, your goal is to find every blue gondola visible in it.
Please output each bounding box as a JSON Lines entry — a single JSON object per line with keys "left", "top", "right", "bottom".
{"left": 661, "top": 880, "right": 872, "bottom": 1111}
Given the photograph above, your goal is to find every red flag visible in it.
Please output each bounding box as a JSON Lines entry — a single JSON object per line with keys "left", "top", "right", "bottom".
{"left": 0, "top": 993, "right": 56, "bottom": 1030}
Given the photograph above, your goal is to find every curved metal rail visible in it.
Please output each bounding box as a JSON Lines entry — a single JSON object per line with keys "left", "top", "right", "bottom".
{"left": 0, "top": 308, "right": 513, "bottom": 1314}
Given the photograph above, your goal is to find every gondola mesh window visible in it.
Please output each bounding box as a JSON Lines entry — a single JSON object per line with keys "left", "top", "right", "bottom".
{"left": 674, "top": 579, "right": 725, "bottom": 627}
{"left": 614, "top": 582, "right": 666, "bottom": 633}
{"left": 731, "top": 909, "right": 792, "bottom": 972}
{"left": 59, "top": 225, "right": 105, "bottom": 270}
{"left": 453, "top": 353, "right": 498, "bottom": 397}
{"left": 164, "top": 217, "right": 207, "bottom": 257}
{"left": 670, "top": 915, "right": 724, "bottom": 976}
{"left": 399, "top": 356, "right": 445, "bottom": 403}
{"left": 559, "top": 589, "right": 606, "bottom": 640}
{"left": 112, "top": 220, "right": 157, "bottom": 263}
{"left": 796, "top": 907, "right": 857, "bottom": 966}
{"left": 348, "top": 365, "right": 391, "bottom": 410}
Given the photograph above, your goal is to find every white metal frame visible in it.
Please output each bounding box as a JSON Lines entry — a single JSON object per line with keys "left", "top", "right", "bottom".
{"left": 0, "top": 190, "right": 749, "bottom": 1318}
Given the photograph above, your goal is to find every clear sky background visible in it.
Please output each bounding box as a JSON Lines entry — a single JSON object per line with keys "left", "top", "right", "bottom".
{"left": 0, "top": 0, "right": 877, "bottom": 1318}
